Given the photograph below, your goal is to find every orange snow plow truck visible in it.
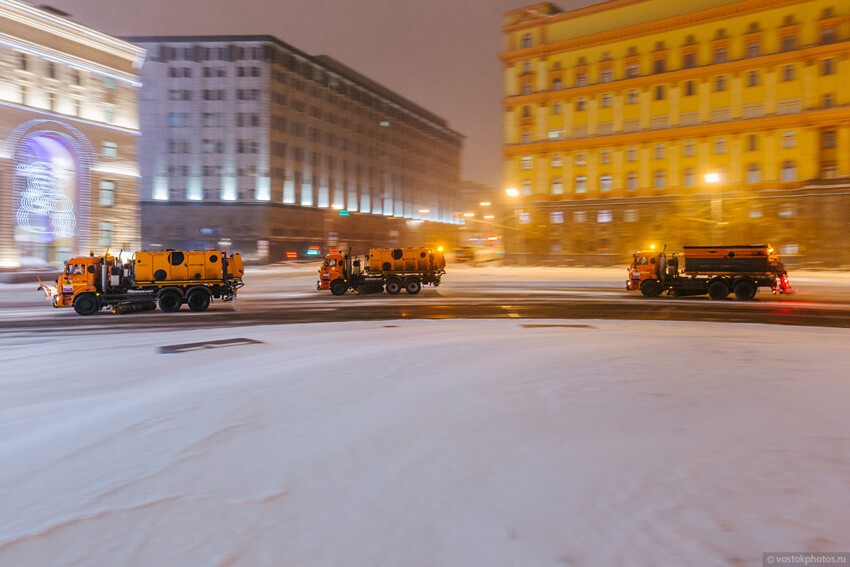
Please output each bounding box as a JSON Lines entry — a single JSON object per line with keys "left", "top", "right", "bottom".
{"left": 626, "top": 244, "right": 794, "bottom": 300}
{"left": 318, "top": 247, "right": 446, "bottom": 295}
{"left": 39, "top": 249, "right": 244, "bottom": 315}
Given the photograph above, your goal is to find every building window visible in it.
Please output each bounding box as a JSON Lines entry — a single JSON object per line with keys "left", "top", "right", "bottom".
{"left": 821, "top": 130, "right": 837, "bottom": 148}
{"left": 521, "top": 180, "right": 532, "bottom": 195}
{"left": 746, "top": 41, "right": 761, "bottom": 58}
{"left": 781, "top": 131, "right": 796, "bottom": 148}
{"left": 101, "top": 141, "right": 118, "bottom": 157}
{"left": 600, "top": 68, "right": 613, "bottom": 83}
{"left": 653, "top": 170, "right": 666, "bottom": 188}
{"left": 520, "top": 156, "right": 532, "bottom": 170}
{"left": 551, "top": 154, "right": 563, "bottom": 167}
{"left": 575, "top": 152, "right": 587, "bottom": 166}
{"left": 20, "top": 53, "right": 28, "bottom": 70}
{"left": 521, "top": 34, "right": 533, "bottom": 48}
{"left": 575, "top": 176, "right": 587, "bottom": 193}
{"left": 682, "top": 52, "right": 697, "bottom": 68}
{"left": 626, "top": 172, "right": 638, "bottom": 190}
{"left": 46, "top": 61, "right": 56, "bottom": 79}
{"left": 749, "top": 208, "right": 763, "bottom": 219}
{"left": 781, "top": 65, "right": 795, "bottom": 82}
{"left": 552, "top": 78, "right": 564, "bottom": 90}
{"left": 600, "top": 149, "right": 611, "bottom": 164}
{"left": 683, "top": 140, "right": 696, "bottom": 157}
{"left": 599, "top": 174, "right": 612, "bottom": 192}
{"left": 575, "top": 73, "right": 587, "bottom": 87}
{"left": 821, "top": 58, "right": 835, "bottom": 75}
{"left": 550, "top": 211, "right": 564, "bottom": 224}
{"left": 822, "top": 94, "right": 836, "bottom": 109}
{"left": 821, "top": 162, "right": 838, "bottom": 178}
{"left": 521, "top": 83, "right": 532, "bottom": 95}
{"left": 521, "top": 61, "right": 532, "bottom": 74}
{"left": 714, "top": 137, "right": 727, "bottom": 154}
{"left": 653, "top": 59, "right": 666, "bottom": 74}
{"left": 575, "top": 98, "right": 587, "bottom": 111}
{"left": 714, "top": 75, "right": 727, "bottom": 91}
{"left": 626, "top": 90, "right": 639, "bottom": 104}
{"left": 781, "top": 34, "right": 797, "bottom": 52}
{"left": 103, "top": 77, "right": 116, "bottom": 89}
{"left": 781, "top": 160, "right": 797, "bottom": 181}
{"left": 552, "top": 101, "right": 563, "bottom": 115}
{"left": 778, "top": 205, "right": 795, "bottom": 218}
{"left": 683, "top": 80, "right": 696, "bottom": 96}
{"left": 746, "top": 163, "right": 761, "bottom": 183}
{"left": 821, "top": 27, "right": 837, "bottom": 44}
{"left": 624, "top": 209, "right": 639, "bottom": 222}
{"left": 600, "top": 93, "right": 612, "bottom": 108}
{"left": 654, "top": 144, "right": 665, "bottom": 159}
{"left": 747, "top": 134, "right": 758, "bottom": 151}
{"left": 713, "top": 48, "right": 728, "bottom": 64}
{"left": 99, "top": 180, "right": 116, "bottom": 206}
{"left": 99, "top": 222, "right": 113, "bottom": 247}
{"left": 521, "top": 131, "right": 532, "bottom": 144}
{"left": 746, "top": 70, "right": 760, "bottom": 87}
{"left": 573, "top": 211, "right": 587, "bottom": 223}
{"left": 654, "top": 85, "right": 665, "bottom": 100}
{"left": 597, "top": 210, "right": 613, "bottom": 223}
{"left": 626, "top": 146, "right": 637, "bottom": 162}
{"left": 680, "top": 168, "right": 694, "bottom": 187}
{"left": 551, "top": 177, "right": 563, "bottom": 194}
{"left": 626, "top": 63, "right": 639, "bottom": 78}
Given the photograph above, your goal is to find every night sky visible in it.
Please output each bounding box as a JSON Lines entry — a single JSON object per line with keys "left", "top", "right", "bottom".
{"left": 51, "top": 0, "right": 597, "bottom": 189}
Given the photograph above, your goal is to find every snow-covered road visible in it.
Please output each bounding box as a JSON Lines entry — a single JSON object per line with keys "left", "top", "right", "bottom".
{"left": 1, "top": 319, "right": 849, "bottom": 566}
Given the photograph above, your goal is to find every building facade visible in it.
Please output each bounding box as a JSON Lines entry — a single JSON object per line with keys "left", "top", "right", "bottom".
{"left": 503, "top": 0, "right": 850, "bottom": 265}
{"left": 129, "top": 36, "right": 464, "bottom": 262}
{"left": 0, "top": 0, "right": 144, "bottom": 268}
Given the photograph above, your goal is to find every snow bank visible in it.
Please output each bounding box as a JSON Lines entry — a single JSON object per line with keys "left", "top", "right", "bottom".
{"left": 1, "top": 319, "right": 849, "bottom": 566}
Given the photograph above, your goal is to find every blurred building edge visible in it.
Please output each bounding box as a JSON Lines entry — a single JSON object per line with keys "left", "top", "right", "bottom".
{"left": 126, "top": 35, "right": 465, "bottom": 264}
{"left": 503, "top": 0, "right": 850, "bottom": 267}
{"left": 0, "top": 0, "right": 144, "bottom": 270}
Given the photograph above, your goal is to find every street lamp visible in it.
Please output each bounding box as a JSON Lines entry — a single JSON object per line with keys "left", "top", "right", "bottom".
{"left": 704, "top": 172, "right": 723, "bottom": 244}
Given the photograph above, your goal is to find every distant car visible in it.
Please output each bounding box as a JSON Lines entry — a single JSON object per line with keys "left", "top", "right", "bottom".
{"left": 453, "top": 247, "right": 475, "bottom": 263}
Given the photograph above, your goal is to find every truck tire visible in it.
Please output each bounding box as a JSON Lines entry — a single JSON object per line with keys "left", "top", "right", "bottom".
{"left": 330, "top": 280, "right": 348, "bottom": 296}
{"left": 187, "top": 289, "right": 211, "bottom": 311}
{"left": 73, "top": 293, "right": 100, "bottom": 316}
{"left": 404, "top": 278, "right": 422, "bottom": 295}
{"left": 639, "top": 280, "right": 661, "bottom": 298}
{"left": 158, "top": 290, "right": 182, "bottom": 312}
{"left": 385, "top": 277, "right": 402, "bottom": 295}
{"left": 708, "top": 280, "right": 730, "bottom": 300}
{"left": 734, "top": 280, "right": 758, "bottom": 301}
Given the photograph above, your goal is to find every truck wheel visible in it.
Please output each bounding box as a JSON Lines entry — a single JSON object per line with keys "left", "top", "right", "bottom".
{"left": 73, "top": 293, "right": 99, "bottom": 316}
{"left": 639, "top": 280, "right": 661, "bottom": 297}
{"left": 734, "top": 280, "right": 757, "bottom": 301}
{"left": 404, "top": 278, "right": 422, "bottom": 295}
{"left": 158, "top": 290, "right": 182, "bottom": 312}
{"left": 330, "top": 280, "right": 348, "bottom": 296}
{"left": 187, "top": 290, "right": 211, "bottom": 312}
{"left": 385, "top": 278, "right": 402, "bottom": 295}
{"left": 708, "top": 280, "right": 730, "bottom": 300}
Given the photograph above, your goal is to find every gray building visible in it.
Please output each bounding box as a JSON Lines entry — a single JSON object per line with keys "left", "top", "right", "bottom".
{"left": 128, "top": 35, "right": 464, "bottom": 262}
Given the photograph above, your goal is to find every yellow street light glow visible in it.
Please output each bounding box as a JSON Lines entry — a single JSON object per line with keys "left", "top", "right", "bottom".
{"left": 419, "top": 208, "right": 430, "bottom": 213}
{"left": 484, "top": 215, "right": 495, "bottom": 219}
{"left": 704, "top": 172, "right": 721, "bottom": 184}
{"left": 463, "top": 212, "right": 475, "bottom": 217}
{"left": 480, "top": 201, "right": 491, "bottom": 206}
{"left": 650, "top": 244, "right": 656, "bottom": 250}
{"left": 505, "top": 188, "right": 520, "bottom": 197}
{"left": 437, "top": 246, "right": 444, "bottom": 252}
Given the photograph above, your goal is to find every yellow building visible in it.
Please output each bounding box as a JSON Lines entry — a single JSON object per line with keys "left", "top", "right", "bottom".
{"left": 502, "top": 0, "right": 850, "bottom": 264}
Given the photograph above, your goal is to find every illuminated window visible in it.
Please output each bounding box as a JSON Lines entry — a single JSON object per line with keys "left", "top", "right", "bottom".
{"left": 781, "top": 161, "right": 796, "bottom": 181}
{"left": 600, "top": 93, "right": 612, "bottom": 108}
{"left": 600, "top": 68, "right": 613, "bottom": 83}
{"left": 746, "top": 163, "right": 761, "bottom": 183}
{"left": 599, "top": 174, "right": 612, "bottom": 192}
{"left": 654, "top": 144, "right": 665, "bottom": 159}
{"left": 99, "top": 222, "right": 113, "bottom": 247}
{"left": 597, "top": 210, "right": 612, "bottom": 223}
{"left": 749, "top": 208, "right": 763, "bottom": 219}
{"left": 575, "top": 176, "right": 587, "bottom": 193}
{"left": 746, "top": 42, "right": 761, "bottom": 58}
{"left": 626, "top": 63, "right": 639, "bottom": 78}
{"left": 626, "top": 90, "right": 639, "bottom": 104}
{"left": 550, "top": 177, "right": 563, "bottom": 194}
{"left": 626, "top": 146, "right": 637, "bottom": 162}
{"left": 778, "top": 205, "right": 795, "bottom": 218}
{"left": 551, "top": 153, "right": 563, "bottom": 167}
{"left": 653, "top": 170, "right": 666, "bottom": 188}
{"left": 683, "top": 140, "right": 695, "bottom": 157}
{"left": 552, "top": 101, "right": 563, "bottom": 115}
{"left": 626, "top": 172, "right": 638, "bottom": 190}
{"left": 101, "top": 141, "right": 118, "bottom": 158}
{"left": 600, "top": 149, "right": 611, "bottom": 164}
{"left": 521, "top": 180, "right": 532, "bottom": 195}
{"left": 575, "top": 152, "right": 587, "bottom": 166}
{"left": 624, "top": 209, "right": 639, "bottom": 222}
{"left": 550, "top": 211, "right": 564, "bottom": 224}
{"left": 520, "top": 156, "right": 532, "bottom": 170}
{"left": 99, "top": 180, "right": 116, "bottom": 206}
{"left": 683, "top": 168, "right": 695, "bottom": 187}
{"left": 521, "top": 131, "right": 532, "bottom": 144}
{"left": 714, "top": 138, "right": 727, "bottom": 154}
{"left": 575, "top": 73, "right": 587, "bottom": 87}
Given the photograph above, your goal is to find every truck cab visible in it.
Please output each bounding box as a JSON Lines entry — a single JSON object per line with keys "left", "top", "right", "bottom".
{"left": 627, "top": 251, "right": 663, "bottom": 290}
{"left": 317, "top": 250, "right": 349, "bottom": 292}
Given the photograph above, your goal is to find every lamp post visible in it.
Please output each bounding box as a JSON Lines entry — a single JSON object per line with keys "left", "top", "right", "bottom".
{"left": 704, "top": 172, "right": 723, "bottom": 244}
